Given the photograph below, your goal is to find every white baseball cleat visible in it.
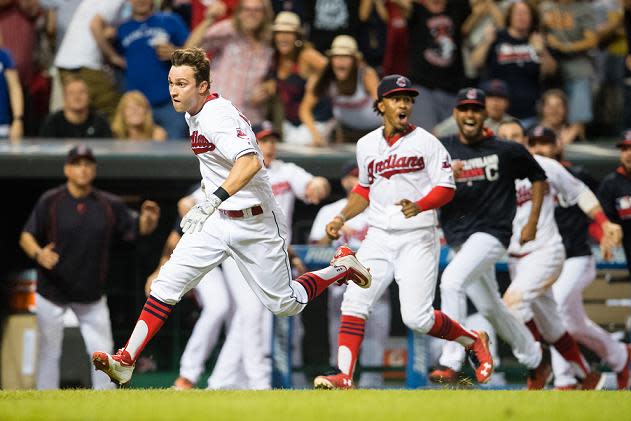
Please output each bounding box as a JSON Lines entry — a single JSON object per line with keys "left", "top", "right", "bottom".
{"left": 92, "top": 349, "right": 135, "bottom": 386}
{"left": 330, "top": 245, "right": 371, "bottom": 289}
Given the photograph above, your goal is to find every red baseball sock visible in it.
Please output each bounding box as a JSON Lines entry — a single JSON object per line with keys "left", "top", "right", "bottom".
{"left": 428, "top": 310, "right": 476, "bottom": 346}
{"left": 295, "top": 267, "right": 347, "bottom": 302}
{"left": 123, "top": 295, "right": 174, "bottom": 362}
{"left": 553, "top": 332, "right": 590, "bottom": 378}
{"left": 337, "top": 315, "right": 365, "bottom": 377}
{"left": 525, "top": 319, "right": 544, "bottom": 343}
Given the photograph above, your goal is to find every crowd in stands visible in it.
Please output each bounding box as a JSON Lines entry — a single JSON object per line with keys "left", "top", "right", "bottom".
{"left": 2, "top": 0, "right": 631, "bottom": 145}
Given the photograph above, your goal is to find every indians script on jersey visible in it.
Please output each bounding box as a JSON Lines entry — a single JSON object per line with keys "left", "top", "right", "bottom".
{"left": 367, "top": 154, "right": 425, "bottom": 184}
{"left": 191, "top": 130, "right": 216, "bottom": 154}
{"left": 455, "top": 154, "right": 499, "bottom": 183}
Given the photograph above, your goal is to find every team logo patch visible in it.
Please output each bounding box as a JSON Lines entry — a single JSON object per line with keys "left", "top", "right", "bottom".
{"left": 466, "top": 89, "right": 477, "bottom": 99}
{"left": 396, "top": 76, "right": 407, "bottom": 87}
{"left": 367, "top": 154, "right": 425, "bottom": 184}
{"left": 236, "top": 128, "right": 248, "bottom": 139}
{"left": 190, "top": 130, "right": 216, "bottom": 155}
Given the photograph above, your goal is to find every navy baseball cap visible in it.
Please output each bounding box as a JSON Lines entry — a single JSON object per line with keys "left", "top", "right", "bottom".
{"left": 66, "top": 145, "right": 96, "bottom": 163}
{"left": 480, "top": 79, "right": 509, "bottom": 98}
{"left": 251, "top": 120, "right": 280, "bottom": 141}
{"left": 456, "top": 88, "right": 486, "bottom": 108}
{"left": 527, "top": 125, "right": 557, "bottom": 146}
{"left": 377, "top": 75, "right": 419, "bottom": 99}
{"left": 340, "top": 160, "right": 359, "bottom": 178}
{"left": 616, "top": 129, "right": 631, "bottom": 148}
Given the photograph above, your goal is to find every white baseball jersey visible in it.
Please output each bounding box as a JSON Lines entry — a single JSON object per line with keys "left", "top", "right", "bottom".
{"left": 267, "top": 159, "right": 314, "bottom": 239}
{"left": 309, "top": 198, "right": 369, "bottom": 250}
{"left": 356, "top": 126, "right": 455, "bottom": 230}
{"left": 185, "top": 94, "right": 276, "bottom": 211}
{"left": 509, "top": 154, "right": 585, "bottom": 254}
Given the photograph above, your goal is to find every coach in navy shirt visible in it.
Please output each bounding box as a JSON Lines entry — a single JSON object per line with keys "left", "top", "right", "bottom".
{"left": 19, "top": 145, "right": 160, "bottom": 390}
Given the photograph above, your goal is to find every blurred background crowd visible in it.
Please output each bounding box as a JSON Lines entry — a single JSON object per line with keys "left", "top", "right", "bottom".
{"left": 2, "top": 0, "right": 631, "bottom": 145}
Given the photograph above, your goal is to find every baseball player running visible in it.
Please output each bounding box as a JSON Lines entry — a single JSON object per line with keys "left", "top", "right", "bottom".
{"left": 171, "top": 122, "right": 330, "bottom": 390}
{"left": 314, "top": 75, "right": 494, "bottom": 390}
{"left": 526, "top": 127, "right": 630, "bottom": 390}
{"left": 144, "top": 205, "right": 235, "bottom": 390}
{"left": 92, "top": 47, "right": 371, "bottom": 386}
{"left": 431, "top": 89, "right": 550, "bottom": 389}
{"left": 500, "top": 122, "right": 605, "bottom": 389}
{"left": 309, "top": 161, "right": 391, "bottom": 388}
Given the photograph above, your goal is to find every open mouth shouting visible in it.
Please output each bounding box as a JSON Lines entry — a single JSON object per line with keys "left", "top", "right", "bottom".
{"left": 397, "top": 111, "right": 409, "bottom": 127}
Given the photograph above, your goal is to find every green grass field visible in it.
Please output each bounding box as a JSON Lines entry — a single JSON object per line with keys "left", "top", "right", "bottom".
{"left": 1, "top": 390, "right": 630, "bottom": 421}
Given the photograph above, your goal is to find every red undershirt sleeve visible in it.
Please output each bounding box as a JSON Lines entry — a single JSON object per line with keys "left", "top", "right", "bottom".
{"left": 351, "top": 184, "right": 370, "bottom": 201}
{"left": 415, "top": 186, "right": 455, "bottom": 211}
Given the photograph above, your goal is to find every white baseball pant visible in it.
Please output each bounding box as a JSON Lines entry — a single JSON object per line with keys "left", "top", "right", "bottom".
{"left": 551, "top": 255, "right": 628, "bottom": 387}
{"left": 36, "top": 294, "right": 114, "bottom": 390}
{"left": 342, "top": 226, "right": 438, "bottom": 334}
{"left": 151, "top": 207, "right": 308, "bottom": 316}
{"left": 206, "top": 257, "right": 272, "bottom": 390}
{"left": 505, "top": 241, "right": 566, "bottom": 343}
{"left": 439, "top": 232, "right": 541, "bottom": 371}
{"left": 178, "top": 267, "right": 234, "bottom": 384}
{"left": 328, "top": 284, "right": 391, "bottom": 388}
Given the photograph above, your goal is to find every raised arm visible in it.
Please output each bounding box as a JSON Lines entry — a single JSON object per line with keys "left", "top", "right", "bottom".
{"left": 184, "top": 1, "right": 227, "bottom": 48}
{"left": 90, "top": 14, "right": 125, "bottom": 68}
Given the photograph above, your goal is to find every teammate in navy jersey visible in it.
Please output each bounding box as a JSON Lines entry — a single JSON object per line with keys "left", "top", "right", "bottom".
{"left": 525, "top": 129, "right": 631, "bottom": 390}
{"left": 431, "top": 88, "right": 551, "bottom": 388}
{"left": 599, "top": 129, "right": 631, "bottom": 274}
